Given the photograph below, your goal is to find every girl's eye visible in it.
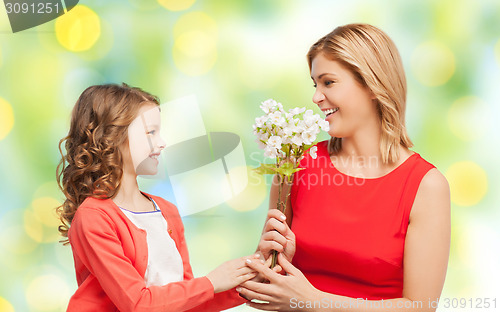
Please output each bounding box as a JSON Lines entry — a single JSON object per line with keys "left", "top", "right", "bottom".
{"left": 147, "top": 130, "right": 156, "bottom": 135}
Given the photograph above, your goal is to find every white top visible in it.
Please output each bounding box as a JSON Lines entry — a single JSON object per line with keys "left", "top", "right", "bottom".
{"left": 120, "top": 198, "right": 184, "bottom": 287}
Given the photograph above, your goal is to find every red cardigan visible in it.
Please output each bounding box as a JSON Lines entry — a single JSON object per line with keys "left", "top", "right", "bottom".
{"left": 67, "top": 192, "right": 246, "bottom": 311}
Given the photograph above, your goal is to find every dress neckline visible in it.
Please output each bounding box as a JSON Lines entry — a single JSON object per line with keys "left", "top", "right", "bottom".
{"left": 324, "top": 145, "right": 418, "bottom": 180}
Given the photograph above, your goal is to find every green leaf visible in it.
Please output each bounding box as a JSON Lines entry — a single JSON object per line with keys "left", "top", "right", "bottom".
{"left": 253, "top": 163, "right": 278, "bottom": 175}
{"left": 281, "top": 144, "right": 291, "bottom": 156}
{"left": 275, "top": 161, "right": 305, "bottom": 177}
{"left": 303, "top": 144, "right": 314, "bottom": 151}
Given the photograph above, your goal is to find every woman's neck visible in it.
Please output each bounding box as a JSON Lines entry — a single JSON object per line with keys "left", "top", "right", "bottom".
{"left": 332, "top": 127, "right": 413, "bottom": 178}
{"left": 339, "top": 124, "right": 382, "bottom": 160}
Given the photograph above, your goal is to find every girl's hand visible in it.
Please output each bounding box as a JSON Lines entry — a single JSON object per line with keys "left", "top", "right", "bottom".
{"left": 237, "top": 253, "right": 318, "bottom": 311}
{"left": 258, "top": 209, "right": 296, "bottom": 262}
{"left": 206, "top": 254, "right": 260, "bottom": 293}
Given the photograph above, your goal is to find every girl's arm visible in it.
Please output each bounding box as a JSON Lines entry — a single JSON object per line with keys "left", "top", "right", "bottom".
{"left": 174, "top": 211, "right": 249, "bottom": 312}
{"left": 239, "top": 168, "right": 451, "bottom": 312}
{"left": 70, "top": 207, "right": 248, "bottom": 312}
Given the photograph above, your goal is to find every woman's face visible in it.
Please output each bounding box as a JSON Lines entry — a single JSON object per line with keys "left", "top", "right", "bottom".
{"left": 124, "top": 103, "right": 166, "bottom": 176}
{"left": 310, "top": 53, "right": 378, "bottom": 138}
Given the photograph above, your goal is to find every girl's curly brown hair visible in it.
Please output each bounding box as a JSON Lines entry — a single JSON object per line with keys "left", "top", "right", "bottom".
{"left": 56, "top": 83, "right": 160, "bottom": 244}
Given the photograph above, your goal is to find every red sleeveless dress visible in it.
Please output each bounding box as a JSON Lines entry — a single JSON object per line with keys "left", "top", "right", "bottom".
{"left": 290, "top": 140, "right": 435, "bottom": 300}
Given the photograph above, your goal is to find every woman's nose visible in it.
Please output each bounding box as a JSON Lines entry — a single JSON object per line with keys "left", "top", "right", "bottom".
{"left": 312, "top": 88, "right": 325, "bottom": 105}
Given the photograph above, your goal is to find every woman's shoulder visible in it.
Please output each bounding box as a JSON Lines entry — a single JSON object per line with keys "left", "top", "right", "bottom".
{"left": 410, "top": 165, "right": 450, "bottom": 221}
{"left": 406, "top": 152, "right": 449, "bottom": 208}
{"left": 416, "top": 166, "right": 449, "bottom": 195}
{"left": 408, "top": 151, "right": 437, "bottom": 176}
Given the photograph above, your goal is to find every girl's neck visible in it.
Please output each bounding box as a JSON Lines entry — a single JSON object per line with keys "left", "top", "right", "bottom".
{"left": 112, "top": 171, "right": 153, "bottom": 212}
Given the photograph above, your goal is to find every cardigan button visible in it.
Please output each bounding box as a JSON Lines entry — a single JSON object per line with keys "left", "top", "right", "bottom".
{"left": 168, "top": 229, "right": 173, "bottom": 235}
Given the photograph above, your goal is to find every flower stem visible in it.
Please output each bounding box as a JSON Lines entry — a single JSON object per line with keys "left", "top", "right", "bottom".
{"left": 271, "top": 173, "right": 294, "bottom": 268}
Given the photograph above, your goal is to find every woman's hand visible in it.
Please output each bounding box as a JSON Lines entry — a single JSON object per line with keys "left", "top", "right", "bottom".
{"left": 237, "top": 253, "right": 319, "bottom": 311}
{"left": 206, "top": 254, "right": 260, "bottom": 293}
{"left": 258, "top": 209, "right": 296, "bottom": 262}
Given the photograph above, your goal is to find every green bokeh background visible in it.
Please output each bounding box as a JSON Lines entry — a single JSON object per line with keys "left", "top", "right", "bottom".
{"left": 0, "top": 0, "right": 499, "bottom": 311}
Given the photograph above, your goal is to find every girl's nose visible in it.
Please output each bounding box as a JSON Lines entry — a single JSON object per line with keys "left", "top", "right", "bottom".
{"left": 157, "top": 136, "right": 166, "bottom": 150}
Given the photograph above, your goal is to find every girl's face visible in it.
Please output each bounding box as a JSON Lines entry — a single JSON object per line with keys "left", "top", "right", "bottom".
{"left": 310, "top": 53, "right": 378, "bottom": 138}
{"left": 125, "top": 103, "right": 166, "bottom": 176}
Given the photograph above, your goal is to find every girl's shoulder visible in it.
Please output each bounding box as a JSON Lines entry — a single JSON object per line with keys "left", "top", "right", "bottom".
{"left": 77, "top": 196, "right": 117, "bottom": 214}
{"left": 141, "top": 192, "right": 182, "bottom": 220}
{"left": 72, "top": 196, "right": 121, "bottom": 227}
{"left": 69, "top": 197, "right": 123, "bottom": 243}
{"left": 142, "top": 192, "right": 176, "bottom": 210}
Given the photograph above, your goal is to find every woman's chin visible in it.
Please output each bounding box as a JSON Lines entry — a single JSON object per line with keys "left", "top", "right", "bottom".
{"left": 328, "top": 130, "right": 340, "bottom": 138}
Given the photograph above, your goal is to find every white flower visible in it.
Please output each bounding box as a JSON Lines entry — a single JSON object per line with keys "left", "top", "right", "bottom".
{"left": 307, "top": 124, "right": 320, "bottom": 134}
{"left": 318, "top": 119, "right": 330, "bottom": 132}
{"left": 283, "top": 126, "right": 293, "bottom": 137}
{"left": 254, "top": 116, "right": 268, "bottom": 128}
{"left": 295, "top": 120, "right": 306, "bottom": 133}
{"left": 267, "top": 135, "right": 283, "bottom": 149}
{"left": 291, "top": 135, "right": 303, "bottom": 146}
{"left": 301, "top": 130, "right": 316, "bottom": 145}
{"left": 255, "top": 138, "right": 267, "bottom": 149}
{"left": 269, "top": 111, "right": 285, "bottom": 126}
{"left": 260, "top": 99, "right": 278, "bottom": 113}
{"left": 258, "top": 131, "right": 269, "bottom": 142}
{"left": 289, "top": 107, "right": 306, "bottom": 115}
{"left": 309, "top": 146, "right": 318, "bottom": 159}
{"left": 304, "top": 109, "right": 314, "bottom": 118}
{"left": 264, "top": 146, "right": 278, "bottom": 159}
{"left": 255, "top": 99, "right": 330, "bottom": 163}
{"left": 303, "top": 109, "right": 316, "bottom": 127}
{"left": 282, "top": 136, "right": 293, "bottom": 144}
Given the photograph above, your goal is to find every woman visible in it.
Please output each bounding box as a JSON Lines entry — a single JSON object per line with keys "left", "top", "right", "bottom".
{"left": 56, "top": 84, "right": 258, "bottom": 311}
{"left": 238, "top": 24, "right": 450, "bottom": 311}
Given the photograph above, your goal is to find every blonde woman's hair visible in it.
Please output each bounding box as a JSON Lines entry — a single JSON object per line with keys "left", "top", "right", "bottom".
{"left": 307, "top": 23, "right": 413, "bottom": 164}
{"left": 56, "top": 83, "right": 160, "bottom": 244}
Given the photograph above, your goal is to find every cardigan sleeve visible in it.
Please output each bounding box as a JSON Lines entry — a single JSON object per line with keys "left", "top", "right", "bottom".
{"left": 70, "top": 207, "right": 216, "bottom": 312}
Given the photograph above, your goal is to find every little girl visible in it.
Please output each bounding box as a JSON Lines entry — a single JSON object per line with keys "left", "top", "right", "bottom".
{"left": 56, "top": 83, "right": 256, "bottom": 311}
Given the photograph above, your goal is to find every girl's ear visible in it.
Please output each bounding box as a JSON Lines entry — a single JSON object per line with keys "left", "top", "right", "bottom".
{"left": 118, "top": 140, "right": 130, "bottom": 160}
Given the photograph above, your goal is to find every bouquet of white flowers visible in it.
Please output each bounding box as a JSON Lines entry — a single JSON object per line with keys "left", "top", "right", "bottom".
{"left": 253, "top": 99, "right": 329, "bottom": 267}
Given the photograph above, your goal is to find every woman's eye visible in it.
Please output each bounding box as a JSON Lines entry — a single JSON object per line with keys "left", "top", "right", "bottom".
{"left": 325, "top": 81, "right": 335, "bottom": 86}
{"left": 147, "top": 130, "right": 156, "bottom": 135}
